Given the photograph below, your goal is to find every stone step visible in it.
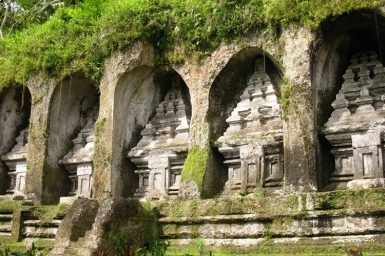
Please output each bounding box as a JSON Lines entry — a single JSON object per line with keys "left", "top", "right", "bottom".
{"left": 22, "top": 217, "right": 62, "bottom": 239}
{"left": 0, "top": 224, "right": 12, "bottom": 232}
{"left": 24, "top": 219, "right": 61, "bottom": 227}
{"left": 0, "top": 214, "right": 13, "bottom": 220}
{"left": 0, "top": 213, "right": 13, "bottom": 236}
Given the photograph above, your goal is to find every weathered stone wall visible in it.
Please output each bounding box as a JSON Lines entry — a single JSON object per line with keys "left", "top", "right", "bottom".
{"left": 2, "top": 10, "right": 384, "bottom": 202}
{"left": 2, "top": 9, "right": 385, "bottom": 254}
{"left": 93, "top": 42, "right": 162, "bottom": 199}
{"left": 24, "top": 76, "right": 55, "bottom": 204}
{"left": 45, "top": 74, "right": 99, "bottom": 203}
{"left": 153, "top": 190, "right": 385, "bottom": 254}
{"left": 48, "top": 197, "right": 156, "bottom": 256}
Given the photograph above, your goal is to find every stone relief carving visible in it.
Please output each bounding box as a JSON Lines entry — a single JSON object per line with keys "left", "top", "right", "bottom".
{"left": 217, "top": 58, "right": 284, "bottom": 193}
{"left": 59, "top": 105, "right": 98, "bottom": 198}
{"left": 2, "top": 128, "right": 29, "bottom": 197}
{"left": 323, "top": 51, "right": 385, "bottom": 189}
{"left": 128, "top": 76, "right": 190, "bottom": 199}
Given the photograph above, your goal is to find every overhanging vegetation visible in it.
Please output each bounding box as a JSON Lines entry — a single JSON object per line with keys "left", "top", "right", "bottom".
{"left": 0, "top": 0, "right": 383, "bottom": 90}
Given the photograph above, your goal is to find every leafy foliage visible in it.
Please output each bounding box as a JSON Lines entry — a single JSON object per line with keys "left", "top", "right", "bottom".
{"left": 0, "top": 0, "right": 383, "bottom": 91}
{"left": 0, "top": 247, "right": 36, "bottom": 256}
{"left": 100, "top": 234, "right": 170, "bottom": 256}
{"left": 0, "top": 0, "right": 80, "bottom": 37}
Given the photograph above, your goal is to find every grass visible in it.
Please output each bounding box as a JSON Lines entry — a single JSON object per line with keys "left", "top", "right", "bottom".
{"left": 0, "top": 0, "right": 383, "bottom": 92}
{"left": 166, "top": 241, "right": 385, "bottom": 256}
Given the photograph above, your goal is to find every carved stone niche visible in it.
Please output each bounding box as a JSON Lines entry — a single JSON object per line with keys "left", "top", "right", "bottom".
{"left": 2, "top": 128, "right": 29, "bottom": 198}
{"left": 128, "top": 76, "right": 190, "bottom": 199}
{"left": 322, "top": 51, "right": 385, "bottom": 190}
{"left": 59, "top": 105, "right": 98, "bottom": 199}
{"left": 217, "top": 58, "right": 284, "bottom": 194}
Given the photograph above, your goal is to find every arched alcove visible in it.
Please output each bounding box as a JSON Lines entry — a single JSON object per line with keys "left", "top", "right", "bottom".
{"left": 0, "top": 86, "right": 31, "bottom": 195}
{"left": 45, "top": 74, "right": 99, "bottom": 203}
{"left": 312, "top": 10, "right": 385, "bottom": 190}
{"left": 208, "top": 47, "right": 283, "bottom": 195}
{"left": 112, "top": 66, "right": 191, "bottom": 198}
{"left": 209, "top": 48, "right": 282, "bottom": 140}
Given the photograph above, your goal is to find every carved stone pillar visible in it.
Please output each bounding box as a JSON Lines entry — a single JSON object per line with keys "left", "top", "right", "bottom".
{"left": 5, "top": 161, "right": 17, "bottom": 194}
{"left": 77, "top": 163, "right": 93, "bottom": 198}
{"left": 148, "top": 156, "right": 169, "bottom": 197}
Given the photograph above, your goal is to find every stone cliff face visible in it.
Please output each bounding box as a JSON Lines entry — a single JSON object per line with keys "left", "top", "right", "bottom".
{"left": 1, "top": 9, "right": 385, "bottom": 255}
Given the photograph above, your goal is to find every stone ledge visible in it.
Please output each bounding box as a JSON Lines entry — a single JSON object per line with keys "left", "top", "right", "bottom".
{"left": 347, "top": 178, "right": 385, "bottom": 190}
{"left": 158, "top": 210, "right": 385, "bottom": 224}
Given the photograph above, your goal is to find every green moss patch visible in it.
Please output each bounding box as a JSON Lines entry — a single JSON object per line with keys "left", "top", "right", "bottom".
{"left": 28, "top": 203, "right": 70, "bottom": 222}
{"left": 312, "top": 189, "right": 385, "bottom": 211}
{"left": 0, "top": 0, "right": 384, "bottom": 91}
{"left": 0, "top": 199, "right": 21, "bottom": 211}
{"left": 94, "top": 116, "right": 112, "bottom": 172}
{"left": 167, "top": 240, "right": 385, "bottom": 256}
{"left": 154, "top": 190, "right": 385, "bottom": 255}
{"left": 181, "top": 147, "right": 209, "bottom": 192}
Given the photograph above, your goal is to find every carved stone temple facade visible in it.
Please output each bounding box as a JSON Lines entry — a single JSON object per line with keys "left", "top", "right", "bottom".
{"left": 2, "top": 128, "right": 29, "bottom": 197}
{"left": 217, "top": 58, "right": 284, "bottom": 193}
{"left": 3, "top": 9, "right": 385, "bottom": 254}
{"left": 128, "top": 76, "right": 190, "bottom": 199}
{"left": 59, "top": 105, "right": 99, "bottom": 199}
{"left": 323, "top": 52, "right": 385, "bottom": 190}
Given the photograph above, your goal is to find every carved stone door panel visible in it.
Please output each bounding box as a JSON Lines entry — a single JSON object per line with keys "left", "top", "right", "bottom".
{"left": 263, "top": 154, "right": 284, "bottom": 187}
{"left": 352, "top": 133, "right": 383, "bottom": 179}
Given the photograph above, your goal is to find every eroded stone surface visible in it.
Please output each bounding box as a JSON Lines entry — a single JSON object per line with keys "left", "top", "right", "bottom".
{"left": 2, "top": 128, "right": 29, "bottom": 197}
{"left": 95, "top": 42, "right": 155, "bottom": 199}
{"left": 217, "top": 58, "right": 284, "bottom": 193}
{"left": 128, "top": 76, "right": 190, "bottom": 199}
{"left": 48, "top": 197, "right": 154, "bottom": 256}
{"left": 48, "top": 198, "right": 99, "bottom": 255}
{"left": 59, "top": 105, "right": 98, "bottom": 198}
{"left": 323, "top": 52, "right": 385, "bottom": 189}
